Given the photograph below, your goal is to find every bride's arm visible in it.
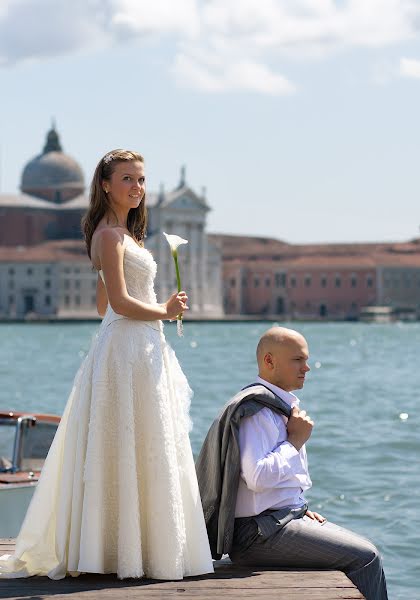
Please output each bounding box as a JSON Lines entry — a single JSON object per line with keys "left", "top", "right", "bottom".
{"left": 96, "top": 275, "right": 108, "bottom": 317}
{"left": 98, "top": 228, "right": 187, "bottom": 321}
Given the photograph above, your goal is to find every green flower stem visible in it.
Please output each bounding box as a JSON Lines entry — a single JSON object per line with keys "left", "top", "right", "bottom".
{"left": 173, "top": 253, "right": 182, "bottom": 321}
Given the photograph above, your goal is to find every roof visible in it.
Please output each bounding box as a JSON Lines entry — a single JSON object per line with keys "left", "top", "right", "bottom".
{"left": 210, "top": 234, "right": 420, "bottom": 269}
{"left": 21, "top": 127, "right": 84, "bottom": 195}
{"left": 0, "top": 240, "right": 89, "bottom": 263}
{"left": 147, "top": 186, "right": 209, "bottom": 210}
{"left": 58, "top": 194, "right": 89, "bottom": 210}
{"left": 0, "top": 194, "right": 57, "bottom": 210}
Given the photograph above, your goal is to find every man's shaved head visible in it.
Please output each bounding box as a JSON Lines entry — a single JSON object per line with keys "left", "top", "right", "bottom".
{"left": 256, "top": 327, "right": 310, "bottom": 391}
{"left": 257, "top": 327, "right": 305, "bottom": 367}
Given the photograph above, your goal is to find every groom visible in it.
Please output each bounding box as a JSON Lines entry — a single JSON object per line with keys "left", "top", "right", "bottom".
{"left": 196, "top": 326, "right": 388, "bottom": 600}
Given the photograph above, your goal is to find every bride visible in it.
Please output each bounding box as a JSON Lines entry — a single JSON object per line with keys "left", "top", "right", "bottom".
{"left": 0, "top": 149, "right": 214, "bottom": 580}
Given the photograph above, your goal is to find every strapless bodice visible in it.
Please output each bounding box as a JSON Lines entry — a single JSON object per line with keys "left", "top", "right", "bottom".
{"left": 99, "top": 241, "right": 161, "bottom": 331}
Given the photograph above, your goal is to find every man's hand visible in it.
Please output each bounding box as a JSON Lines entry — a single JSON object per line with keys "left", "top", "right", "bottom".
{"left": 306, "top": 509, "right": 327, "bottom": 524}
{"left": 287, "top": 406, "right": 314, "bottom": 451}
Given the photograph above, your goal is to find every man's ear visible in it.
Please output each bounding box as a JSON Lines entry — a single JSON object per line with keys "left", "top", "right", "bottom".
{"left": 264, "top": 352, "right": 274, "bottom": 370}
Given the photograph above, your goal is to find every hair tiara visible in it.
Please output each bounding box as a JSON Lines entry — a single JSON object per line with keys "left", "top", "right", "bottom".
{"left": 103, "top": 152, "right": 115, "bottom": 164}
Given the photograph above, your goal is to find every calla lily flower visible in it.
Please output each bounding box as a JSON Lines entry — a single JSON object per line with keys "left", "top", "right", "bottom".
{"left": 163, "top": 232, "right": 188, "bottom": 337}
{"left": 163, "top": 232, "right": 188, "bottom": 256}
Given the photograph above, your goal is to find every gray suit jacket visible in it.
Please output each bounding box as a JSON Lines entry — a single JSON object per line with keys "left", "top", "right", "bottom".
{"left": 195, "top": 384, "right": 291, "bottom": 559}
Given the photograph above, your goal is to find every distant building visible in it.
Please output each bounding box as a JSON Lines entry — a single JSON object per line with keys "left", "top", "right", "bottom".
{"left": 2, "top": 125, "right": 419, "bottom": 321}
{"left": 210, "top": 235, "right": 420, "bottom": 320}
{"left": 0, "top": 126, "right": 223, "bottom": 319}
{"left": 0, "top": 241, "right": 97, "bottom": 319}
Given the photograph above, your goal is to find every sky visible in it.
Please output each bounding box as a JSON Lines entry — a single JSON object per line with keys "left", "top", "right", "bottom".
{"left": 1, "top": 0, "right": 420, "bottom": 244}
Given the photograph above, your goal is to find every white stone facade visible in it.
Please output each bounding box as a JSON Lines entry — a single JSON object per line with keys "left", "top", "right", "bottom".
{"left": 146, "top": 186, "right": 223, "bottom": 317}
{"left": 0, "top": 257, "right": 98, "bottom": 320}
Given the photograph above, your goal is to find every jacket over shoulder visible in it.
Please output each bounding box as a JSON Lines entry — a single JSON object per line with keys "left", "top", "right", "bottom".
{"left": 195, "top": 384, "right": 291, "bottom": 559}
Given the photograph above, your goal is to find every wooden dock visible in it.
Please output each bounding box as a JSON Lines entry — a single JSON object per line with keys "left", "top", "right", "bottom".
{"left": 0, "top": 539, "right": 364, "bottom": 599}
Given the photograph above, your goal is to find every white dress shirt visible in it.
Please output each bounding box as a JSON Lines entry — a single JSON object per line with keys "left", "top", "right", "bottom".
{"left": 234, "top": 376, "right": 312, "bottom": 518}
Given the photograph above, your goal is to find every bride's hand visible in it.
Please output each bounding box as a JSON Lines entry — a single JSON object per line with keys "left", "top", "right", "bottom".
{"left": 164, "top": 291, "right": 189, "bottom": 320}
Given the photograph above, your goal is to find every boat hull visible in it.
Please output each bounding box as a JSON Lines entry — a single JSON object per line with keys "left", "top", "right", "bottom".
{"left": 0, "top": 484, "right": 36, "bottom": 538}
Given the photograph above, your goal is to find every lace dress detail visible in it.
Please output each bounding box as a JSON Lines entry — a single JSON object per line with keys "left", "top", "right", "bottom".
{"left": 0, "top": 240, "right": 213, "bottom": 580}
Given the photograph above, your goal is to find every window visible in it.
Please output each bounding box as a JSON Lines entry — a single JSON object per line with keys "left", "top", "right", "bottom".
{"left": 64, "top": 280, "right": 70, "bottom": 290}
{"left": 27, "top": 267, "right": 33, "bottom": 276}
{"left": 45, "top": 280, "right": 51, "bottom": 289}
{"left": 9, "top": 295, "right": 14, "bottom": 305}
{"left": 75, "top": 280, "right": 81, "bottom": 290}
{"left": 290, "top": 276, "right": 296, "bottom": 288}
{"left": 275, "top": 273, "right": 286, "bottom": 287}
{"left": 45, "top": 267, "right": 51, "bottom": 275}
{"left": 265, "top": 277, "right": 270, "bottom": 287}
{"left": 8, "top": 268, "right": 14, "bottom": 276}
{"left": 230, "top": 278, "right": 236, "bottom": 288}
{"left": 351, "top": 275, "right": 357, "bottom": 288}
{"left": 335, "top": 276, "right": 341, "bottom": 288}
{"left": 74, "top": 267, "right": 80, "bottom": 274}
{"left": 321, "top": 276, "right": 327, "bottom": 288}
{"left": 254, "top": 278, "right": 260, "bottom": 287}
{"left": 304, "top": 275, "right": 311, "bottom": 287}
{"left": 45, "top": 295, "right": 51, "bottom": 306}
{"left": 367, "top": 276, "right": 373, "bottom": 288}
{"left": 92, "top": 280, "right": 97, "bottom": 289}
{"left": 91, "top": 295, "right": 96, "bottom": 305}
{"left": 75, "top": 296, "right": 81, "bottom": 306}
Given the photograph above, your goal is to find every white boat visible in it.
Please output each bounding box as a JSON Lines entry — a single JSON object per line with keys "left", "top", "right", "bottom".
{"left": 359, "top": 306, "right": 394, "bottom": 323}
{"left": 0, "top": 411, "right": 60, "bottom": 537}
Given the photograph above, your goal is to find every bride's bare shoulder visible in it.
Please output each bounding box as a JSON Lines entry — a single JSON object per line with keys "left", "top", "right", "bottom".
{"left": 93, "top": 226, "right": 125, "bottom": 245}
{"left": 91, "top": 226, "right": 127, "bottom": 268}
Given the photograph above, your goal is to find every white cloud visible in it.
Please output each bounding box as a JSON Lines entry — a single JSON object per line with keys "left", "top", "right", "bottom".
{"left": 109, "top": 0, "right": 200, "bottom": 38}
{"left": 400, "top": 57, "right": 420, "bottom": 78}
{"left": 1, "top": 0, "right": 420, "bottom": 94}
{"left": 0, "top": 0, "right": 109, "bottom": 66}
{"left": 200, "top": 0, "right": 420, "bottom": 55}
{"left": 173, "top": 53, "right": 296, "bottom": 95}
{"left": 0, "top": 0, "right": 199, "bottom": 66}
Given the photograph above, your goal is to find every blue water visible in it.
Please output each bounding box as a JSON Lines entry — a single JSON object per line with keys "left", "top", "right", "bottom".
{"left": 0, "top": 321, "right": 419, "bottom": 598}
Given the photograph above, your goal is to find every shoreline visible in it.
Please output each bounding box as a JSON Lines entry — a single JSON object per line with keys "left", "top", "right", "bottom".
{"left": 0, "top": 316, "right": 415, "bottom": 324}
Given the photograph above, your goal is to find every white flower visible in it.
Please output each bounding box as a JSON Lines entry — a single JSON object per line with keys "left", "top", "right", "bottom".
{"left": 163, "top": 232, "right": 189, "bottom": 337}
{"left": 163, "top": 232, "right": 188, "bottom": 255}
{"left": 103, "top": 152, "right": 115, "bottom": 164}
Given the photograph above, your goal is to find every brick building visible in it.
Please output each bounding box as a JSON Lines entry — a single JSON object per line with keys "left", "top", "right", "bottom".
{"left": 210, "top": 235, "right": 420, "bottom": 319}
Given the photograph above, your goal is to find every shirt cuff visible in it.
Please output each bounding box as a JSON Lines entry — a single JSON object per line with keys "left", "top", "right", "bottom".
{"left": 280, "top": 440, "right": 301, "bottom": 460}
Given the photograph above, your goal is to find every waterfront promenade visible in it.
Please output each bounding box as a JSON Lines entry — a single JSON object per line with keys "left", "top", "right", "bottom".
{"left": 0, "top": 539, "right": 363, "bottom": 599}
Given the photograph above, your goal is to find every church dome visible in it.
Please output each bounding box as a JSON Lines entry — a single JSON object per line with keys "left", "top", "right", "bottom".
{"left": 21, "top": 126, "right": 85, "bottom": 203}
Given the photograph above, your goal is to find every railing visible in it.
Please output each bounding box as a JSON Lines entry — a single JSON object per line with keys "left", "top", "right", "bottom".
{"left": 11, "top": 416, "right": 37, "bottom": 473}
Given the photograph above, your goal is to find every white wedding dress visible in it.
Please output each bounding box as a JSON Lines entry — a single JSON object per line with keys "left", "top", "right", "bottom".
{"left": 0, "top": 240, "right": 213, "bottom": 580}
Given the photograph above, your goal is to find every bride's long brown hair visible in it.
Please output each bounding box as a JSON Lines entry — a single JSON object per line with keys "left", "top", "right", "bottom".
{"left": 82, "top": 149, "right": 148, "bottom": 258}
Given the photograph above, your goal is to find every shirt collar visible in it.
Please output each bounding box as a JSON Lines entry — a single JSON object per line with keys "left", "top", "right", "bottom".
{"left": 255, "top": 375, "right": 300, "bottom": 408}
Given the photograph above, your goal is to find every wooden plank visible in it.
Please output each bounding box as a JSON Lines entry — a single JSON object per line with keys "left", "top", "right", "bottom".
{"left": 0, "top": 539, "right": 365, "bottom": 600}
{"left": 0, "top": 591, "right": 364, "bottom": 600}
